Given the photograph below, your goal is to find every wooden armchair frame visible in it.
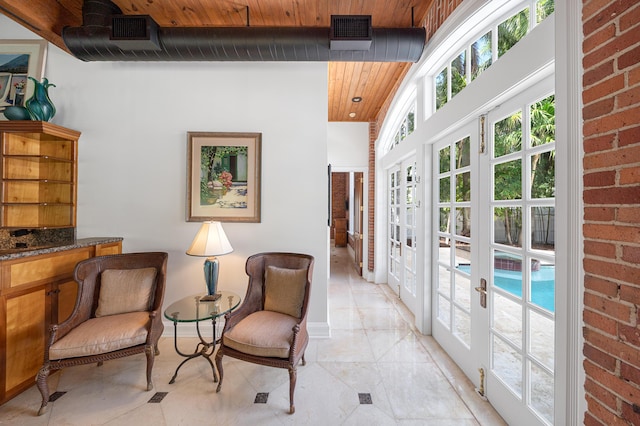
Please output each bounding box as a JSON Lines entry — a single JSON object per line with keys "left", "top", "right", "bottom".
{"left": 215, "top": 252, "right": 314, "bottom": 414}
{"left": 36, "top": 252, "right": 168, "bottom": 415}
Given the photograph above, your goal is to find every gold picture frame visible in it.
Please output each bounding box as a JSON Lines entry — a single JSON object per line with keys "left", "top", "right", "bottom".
{"left": 187, "top": 132, "right": 262, "bottom": 223}
{"left": 0, "top": 39, "right": 47, "bottom": 119}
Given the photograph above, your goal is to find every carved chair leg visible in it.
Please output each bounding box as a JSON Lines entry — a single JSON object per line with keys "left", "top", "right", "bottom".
{"left": 215, "top": 349, "right": 224, "bottom": 393}
{"left": 154, "top": 344, "right": 160, "bottom": 356}
{"left": 145, "top": 345, "right": 155, "bottom": 391}
{"left": 36, "top": 365, "right": 51, "bottom": 416}
{"left": 288, "top": 366, "right": 297, "bottom": 414}
{"left": 301, "top": 353, "right": 306, "bottom": 366}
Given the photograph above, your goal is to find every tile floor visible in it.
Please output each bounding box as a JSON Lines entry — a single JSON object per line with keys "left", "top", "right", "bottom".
{"left": 0, "top": 245, "right": 507, "bottom": 425}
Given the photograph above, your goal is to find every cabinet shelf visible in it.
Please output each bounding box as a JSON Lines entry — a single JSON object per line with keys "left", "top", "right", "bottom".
{"left": 0, "top": 122, "right": 79, "bottom": 229}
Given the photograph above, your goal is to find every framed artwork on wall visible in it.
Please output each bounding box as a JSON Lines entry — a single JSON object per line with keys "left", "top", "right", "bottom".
{"left": 0, "top": 40, "right": 47, "bottom": 119}
{"left": 187, "top": 132, "right": 262, "bottom": 223}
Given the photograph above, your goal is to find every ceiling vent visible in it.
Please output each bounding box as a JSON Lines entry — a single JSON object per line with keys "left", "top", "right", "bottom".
{"left": 330, "top": 15, "right": 372, "bottom": 50}
{"left": 110, "top": 15, "right": 161, "bottom": 51}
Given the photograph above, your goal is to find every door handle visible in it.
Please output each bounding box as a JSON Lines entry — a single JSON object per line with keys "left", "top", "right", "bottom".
{"left": 475, "top": 278, "right": 487, "bottom": 309}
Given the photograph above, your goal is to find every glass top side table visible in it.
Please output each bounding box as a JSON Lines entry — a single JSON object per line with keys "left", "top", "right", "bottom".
{"left": 163, "top": 291, "right": 241, "bottom": 384}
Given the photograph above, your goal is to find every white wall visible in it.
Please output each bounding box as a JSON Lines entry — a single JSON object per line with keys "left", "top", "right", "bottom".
{"left": 327, "top": 122, "right": 368, "bottom": 168}
{"left": 1, "top": 15, "right": 330, "bottom": 336}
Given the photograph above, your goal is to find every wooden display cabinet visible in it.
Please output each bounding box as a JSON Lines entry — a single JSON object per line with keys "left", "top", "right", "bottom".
{"left": 0, "top": 122, "right": 80, "bottom": 229}
{"left": 0, "top": 240, "right": 122, "bottom": 404}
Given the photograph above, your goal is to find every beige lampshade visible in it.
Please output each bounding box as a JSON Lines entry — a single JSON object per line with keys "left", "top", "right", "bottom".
{"left": 186, "top": 221, "right": 233, "bottom": 257}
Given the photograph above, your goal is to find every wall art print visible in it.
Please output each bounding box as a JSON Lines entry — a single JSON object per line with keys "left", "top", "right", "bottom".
{"left": 187, "top": 132, "right": 261, "bottom": 223}
{"left": 0, "top": 40, "right": 47, "bottom": 119}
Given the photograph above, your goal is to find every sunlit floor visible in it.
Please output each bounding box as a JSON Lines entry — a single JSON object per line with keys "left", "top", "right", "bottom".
{"left": 0, "top": 244, "right": 506, "bottom": 425}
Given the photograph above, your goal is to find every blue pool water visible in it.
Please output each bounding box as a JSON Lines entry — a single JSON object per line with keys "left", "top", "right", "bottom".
{"left": 457, "top": 265, "right": 555, "bottom": 312}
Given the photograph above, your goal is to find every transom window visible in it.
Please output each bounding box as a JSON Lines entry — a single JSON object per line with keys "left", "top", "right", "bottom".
{"left": 435, "top": 0, "right": 554, "bottom": 110}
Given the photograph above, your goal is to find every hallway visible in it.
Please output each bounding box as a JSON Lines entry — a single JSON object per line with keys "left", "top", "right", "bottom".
{"left": 0, "top": 245, "right": 506, "bottom": 425}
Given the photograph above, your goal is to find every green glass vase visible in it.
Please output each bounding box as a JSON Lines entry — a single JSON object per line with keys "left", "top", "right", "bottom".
{"left": 25, "top": 77, "right": 56, "bottom": 122}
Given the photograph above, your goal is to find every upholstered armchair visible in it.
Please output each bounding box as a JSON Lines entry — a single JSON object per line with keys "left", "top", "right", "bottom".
{"left": 36, "top": 252, "right": 168, "bottom": 416}
{"left": 215, "top": 252, "right": 314, "bottom": 414}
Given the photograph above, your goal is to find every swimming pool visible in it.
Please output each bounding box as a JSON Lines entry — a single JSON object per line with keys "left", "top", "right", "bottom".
{"left": 457, "top": 265, "right": 555, "bottom": 312}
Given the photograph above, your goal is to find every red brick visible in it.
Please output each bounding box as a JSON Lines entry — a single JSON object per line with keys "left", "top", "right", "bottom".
{"left": 584, "top": 105, "right": 640, "bottom": 135}
{"left": 584, "top": 257, "right": 640, "bottom": 285}
{"left": 584, "top": 98, "right": 616, "bottom": 120}
{"left": 584, "top": 0, "right": 640, "bottom": 37}
{"left": 618, "top": 125, "right": 640, "bottom": 147}
{"left": 584, "top": 170, "right": 617, "bottom": 187}
{"left": 621, "top": 401, "right": 640, "bottom": 425}
{"left": 584, "top": 30, "right": 640, "bottom": 70}
{"left": 619, "top": 45, "right": 640, "bottom": 71}
{"left": 585, "top": 240, "right": 617, "bottom": 258}
{"left": 583, "top": 75, "right": 626, "bottom": 105}
{"left": 621, "top": 362, "right": 640, "bottom": 385}
{"left": 584, "top": 411, "right": 605, "bottom": 426}
{"left": 585, "top": 393, "right": 626, "bottom": 426}
{"left": 585, "top": 309, "right": 620, "bottom": 335}
{"left": 584, "top": 144, "right": 640, "bottom": 169}
{"left": 583, "top": 224, "right": 640, "bottom": 244}
{"left": 583, "top": 0, "right": 616, "bottom": 21}
{"left": 617, "top": 207, "right": 640, "bottom": 224}
{"left": 620, "top": 284, "right": 640, "bottom": 305}
{"left": 585, "top": 134, "right": 616, "bottom": 153}
{"left": 619, "top": 323, "right": 640, "bottom": 348}
{"left": 584, "top": 187, "right": 640, "bottom": 205}
{"left": 585, "top": 340, "right": 620, "bottom": 372}
{"left": 585, "top": 275, "right": 621, "bottom": 298}
{"left": 584, "top": 26, "right": 617, "bottom": 59}
{"left": 617, "top": 85, "right": 640, "bottom": 109}
{"left": 585, "top": 206, "right": 617, "bottom": 221}
{"left": 586, "top": 376, "right": 620, "bottom": 409}
{"left": 585, "top": 291, "right": 633, "bottom": 322}
{"left": 584, "top": 60, "right": 616, "bottom": 87}
{"left": 585, "top": 355, "right": 640, "bottom": 399}
{"left": 622, "top": 245, "right": 640, "bottom": 263}
{"left": 619, "top": 2, "right": 640, "bottom": 32}
{"left": 585, "top": 328, "right": 640, "bottom": 369}
{"left": 619, "top": 167, "right": 640, "bottom": 185}
{"left": 630, "top": 66, "right": 640, "bottom": 86}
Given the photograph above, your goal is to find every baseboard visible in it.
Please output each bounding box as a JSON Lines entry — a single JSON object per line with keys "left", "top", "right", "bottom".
{"left": 308, "top": 321, "right": 331, "bottom": 339}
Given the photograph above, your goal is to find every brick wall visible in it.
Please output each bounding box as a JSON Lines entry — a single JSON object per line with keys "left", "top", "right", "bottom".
{"left": 368, "top": 122, "right": 377, "bottom": 271}
{"left": 331, "top": 172, "right": 348, "bottom": 238}
{"left": 582, "top": 1, "right": 640, "bottom": 424}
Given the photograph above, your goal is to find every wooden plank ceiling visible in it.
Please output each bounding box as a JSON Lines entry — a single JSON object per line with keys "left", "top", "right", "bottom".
{"left": 0, "top": 0, "right": 431, "bottom": 123}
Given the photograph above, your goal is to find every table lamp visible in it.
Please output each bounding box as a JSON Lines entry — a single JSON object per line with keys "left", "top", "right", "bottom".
{"left": 186, "top": 221, "right": 233, "bottom": 301}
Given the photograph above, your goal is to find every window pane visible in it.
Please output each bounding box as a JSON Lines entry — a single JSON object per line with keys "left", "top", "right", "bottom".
{"left": 529, "top": 361, "right": 554, "bottom": 423}
{"left": 455, "top": 207, "right": 471, "bottom": 236}
{"left": 498, "top": 8, "right": 530, "bottom": 57}
{"left": 439, "top": 177, "right": 451, "bottom": 202}
{"left": 471, "top": 31, "right": 492, "bottom": 80}
{"left": 531, "top": 207, "right": 555, "bottom": 251}
{"left": 494, "top": 111, "right": 522, "bottom": 157}
{"left": 531, "top": 260, "right": 555, "bottom": 312}
{"left": 436, "top": 67, "right": 448, "bottom": 110}
{"left": 530, "top": 95, "right": 555, "bottom": 147}
{"left": 408, "top": 110, "right": 415, "bottom": 134}
{"left": 451, "top": 51, "right": 467, "bottom": 98}
{"left": 439, "top": 208, "right": 451, "bottom": 232}
{"left": 439, "top": 146, "right": 451, "bottom": 173}
{"left": 530, "top": 310, "right": 554, "bottom": 369}
{"left": 494, "top": 160, "right": 522, "bottom": 200}
{"left": 455, "top": 240, "right": 472, "bottom": 270}
{"left": 494, "top": 207, "right": 523, "bottom": 246}
{"left": 530, "top": 150, "right": 555, "bottom": 198}
{"left": 536, "top": 0, "right": 555, "bottom": 23}
{"left": 493, "top": 292, "right": 523, "bottom": 347}
{"left": 455, "top": 136, "right": 471, "bottom": 168}
{"left": 439, "top": 238, "right": 451, "bottom": 265}
{"left": 493, "top": 336, "right": 523, "bottom": 398}
{"left": 456, "top": 172, "right": 471, "bottom": 202}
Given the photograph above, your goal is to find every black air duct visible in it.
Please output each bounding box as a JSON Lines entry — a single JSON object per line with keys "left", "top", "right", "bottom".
{"left": 62, "top": 0, "right": 425, "bottom": 63}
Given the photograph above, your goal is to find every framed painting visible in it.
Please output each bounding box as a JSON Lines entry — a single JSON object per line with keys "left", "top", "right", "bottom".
{"left": 187, "top": 132, "right": 262, "bottom": 223}
{"left": 0, "top": 40, "right": 47, "bottom": 119}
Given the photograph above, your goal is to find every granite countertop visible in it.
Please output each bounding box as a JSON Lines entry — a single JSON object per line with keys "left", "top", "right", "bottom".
{"left": 0, "top": 237, "right": 123, "bottom": 260}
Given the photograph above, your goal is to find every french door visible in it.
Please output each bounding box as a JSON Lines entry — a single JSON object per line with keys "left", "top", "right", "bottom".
{"left": 387, "top": 157, "right": 419, "bottom": 316}
{"left": 432, "top": 80, "right": 556, "bottom": 426}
